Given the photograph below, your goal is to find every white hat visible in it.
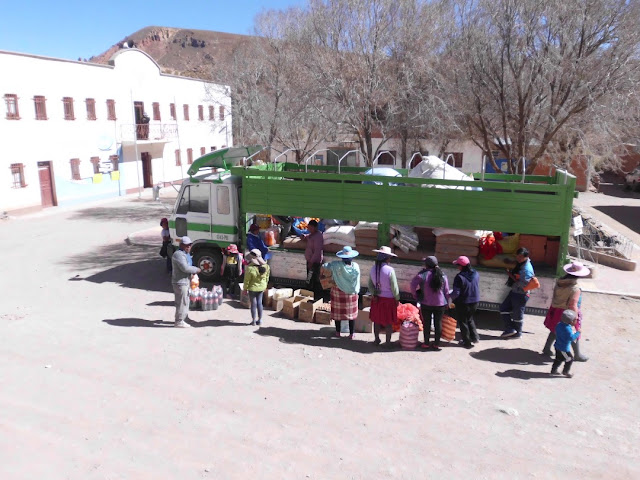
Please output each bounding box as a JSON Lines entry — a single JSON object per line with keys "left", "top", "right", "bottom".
{"left": 249, "top": 248, "right": 266, "bottom": 265}
{"left": 372, "top": 246, "right": 397, "bottom": 257}
{"left": 563, "top": 261, "right": 590, "bottom": 277}
{"left": 180, "top": 236, "right": 193, "bottom": 245}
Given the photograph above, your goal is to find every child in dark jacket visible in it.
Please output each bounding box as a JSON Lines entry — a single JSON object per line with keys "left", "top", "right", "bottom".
{"left": 220, "top": 244, "right": 244, "bottom": 298}
{"left": 551, "top": 309, "right": 581, "bottom": 378}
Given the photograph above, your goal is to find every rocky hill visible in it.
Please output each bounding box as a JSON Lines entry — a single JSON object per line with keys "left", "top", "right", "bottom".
{"left": 89, "top": 26, "right": 254, "bottom": 82}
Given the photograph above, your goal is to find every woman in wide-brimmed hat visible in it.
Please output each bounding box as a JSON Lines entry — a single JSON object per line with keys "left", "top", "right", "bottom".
{"left": 542, "top": 261, "right": 590, "bottom": 361}
{"left": 322, "top": 246, "right": 361, "bottom": 339}
{"left": 243, "top": 249, "right": 270, "bottom": 326}
{"left": 368, "top": 246, "right": 400, "bottom": 347}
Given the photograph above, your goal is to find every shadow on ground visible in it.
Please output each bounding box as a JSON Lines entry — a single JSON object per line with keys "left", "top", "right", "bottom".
{"left": 80, "top": 258, "right": 173, "bottom": 293}
{"left": 594, "top": 205, "right": 640, "bottom": 234}
{"left": 147, "top": 301, "right": 175, "bottom": 307}
{"left": 495, "top": 369, "right": 561, "bottom": 380}
{"left": 60, "top": 242, "right": 160, "bottom": 272}
{"left": 68, "top": 199, "right": 174, "bottom": 223}
{"left": 103, "top": 318, "right": 174, "bottom": 328}
{"left": 470, "top": 347, "right": 551, "bottom": 366}
{"left": 254, "top": 326, "right": 404, "bottom": 354}
{"left": 597, "top": 175, "right": 640, "bottom": 199}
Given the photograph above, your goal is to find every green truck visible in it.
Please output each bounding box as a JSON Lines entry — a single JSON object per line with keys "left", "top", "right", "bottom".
{"left": 168, "top": 146, "right": 577, "bottom": 314}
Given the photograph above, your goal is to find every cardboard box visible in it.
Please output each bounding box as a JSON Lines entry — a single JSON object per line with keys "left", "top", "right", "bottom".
{"left": 314, "top": 310, "right": 332, "bottom": 325}
{"left": 362, "top": 294, "right": 373, "bottom": 309}
{"left": 263, "top": 287, "right": 275, "bottom": 308}
{"left": 354, "top": 307, "right": 372, "bottom": 333}
{"left": 298, "top": 298, "right": 324, "bottom": 322}
{"left": 274, "top": 298, "right": 287, "bottom": 313}
{"left": 282, "top": 295, "right": 311, "bottom": 319}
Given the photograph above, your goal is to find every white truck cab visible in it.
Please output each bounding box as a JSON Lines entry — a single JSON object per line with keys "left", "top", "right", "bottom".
{"left": 170, "top": 172, "right": 241, "bottom": 280}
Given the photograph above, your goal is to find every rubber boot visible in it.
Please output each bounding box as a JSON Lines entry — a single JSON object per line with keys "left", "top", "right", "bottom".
{"left": 572, "top": 339, "right": 589, "bottom": 362}
{"left": 542, "top": 332, "right": 555, "bottom": 356}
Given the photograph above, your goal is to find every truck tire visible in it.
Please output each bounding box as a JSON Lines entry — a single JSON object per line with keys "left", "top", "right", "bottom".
{"left": 192, "top": 247, "right": 223, "bottom": 282}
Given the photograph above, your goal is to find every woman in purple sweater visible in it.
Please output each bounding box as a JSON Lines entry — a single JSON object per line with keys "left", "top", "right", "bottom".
{"left": 411, "top": 256, "right": 451, "bottom": 351}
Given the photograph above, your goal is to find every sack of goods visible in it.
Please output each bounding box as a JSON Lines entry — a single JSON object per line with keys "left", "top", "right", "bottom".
{"left": 433, "top": 228, "right": 484, "bottom": 264}
{"left": 390, "top": 224, "right": 419, "bottom": 252}
{"left": 441, "top": 313, "right": 457, "bottom": 342}
{"left": 354, "top": 221, "right": 379, "bottom": 250}
{"left": 400, "top": 321, "right": 421, "bottom": 350}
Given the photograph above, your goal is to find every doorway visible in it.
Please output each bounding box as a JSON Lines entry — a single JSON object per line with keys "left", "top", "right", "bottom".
{"left": 37, "top": 161, "right": 57, "bottom": 207}
{"left": 141, "top": 152, "right": 153, "bottom": 188}
{"left": 134, "top": 101, "right": 148, "bottom": 140}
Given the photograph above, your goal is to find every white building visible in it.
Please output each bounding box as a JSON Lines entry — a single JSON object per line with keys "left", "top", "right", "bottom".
{"left": 271, "top": 137, "right": 484, "bottom": 173}
{"left": 1, "top": 48, "right": 232, "bottom": 214}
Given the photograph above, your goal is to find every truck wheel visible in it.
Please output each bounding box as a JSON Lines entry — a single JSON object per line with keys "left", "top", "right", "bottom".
{"left": 193, "top": 248, "right": 222, "bottom": 282}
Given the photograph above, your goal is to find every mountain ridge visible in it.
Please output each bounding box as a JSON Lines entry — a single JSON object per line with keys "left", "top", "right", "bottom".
{"left": 90, "top": 26, "right": 253, "bottom": 81}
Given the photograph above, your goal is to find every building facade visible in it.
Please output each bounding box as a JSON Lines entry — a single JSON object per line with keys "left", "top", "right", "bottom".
{"left": 1, "top": 48, "right": 232, "bottom": 214}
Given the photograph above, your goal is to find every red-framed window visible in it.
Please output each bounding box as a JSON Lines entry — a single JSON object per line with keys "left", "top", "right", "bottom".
{"left": 200, "top": 147, "right": 206, "bottom": 156}
{"left": 187, "top": 148, "right": 193, "bottom": 164}
{"left": 175, "top": 149, "right": 181, "bottom": 166}
{"left": 86, "top": 98, "right": 96, "bottom": 120}
{"left": 183, "top": 104, "right": 189, "bottom": 121}
{"left": 90, "top": 156, "right": 101, "bottom": 174}
{"left": 208, "top": 105, "right": 214, "bottom": 121}
{"left": 4, "top": 94, "right": 20, "bottom": 119}
{"left": 198, "top": 105, "right": 204, "bottom": 121}
{"left": 152, "top": 102, "right": 161, "bottom": 121}
{"left": 10, "top": 163, "right": 26, "bottom": 188}
{"left": 106, "top": 99, "right": 116, "bottom": 120}
{"left": 34, "top": 95, "right": 47, "bottom": 120}
{"left": 109, "top": 155, "right": 119, "bottom": 171}
{"left": 219, "top": 105, "right": 225, "bottom": 121}
{"left": 444, "top": 152, "right": 463, "bottom": 168}
{"left": 170, "top": 103, "right": 176, "bottom": 120}
{"left": 62, "top": 97, "right": 75, "bottom": 120}
{"left": 70, "top": 158, "right": 81, "bottom": 180}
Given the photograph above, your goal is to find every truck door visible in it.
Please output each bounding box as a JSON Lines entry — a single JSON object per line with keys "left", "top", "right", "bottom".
{"left": 174, "top": 183, "right": 212, "bottom": 241}
{"left": 210, "top": 184, "right": 239, "bottom": 245}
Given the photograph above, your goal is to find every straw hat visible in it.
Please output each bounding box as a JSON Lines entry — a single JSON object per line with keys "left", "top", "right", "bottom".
{"left": 563, "top": 261, "right": 590, "bottom": 277}
{"left": 372, "top": 246, "right": 397, "bottom": 257}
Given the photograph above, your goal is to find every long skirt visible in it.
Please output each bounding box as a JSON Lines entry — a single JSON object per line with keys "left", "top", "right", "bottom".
{"left": 369, "top": 296, "right": 397, "bottom": 327}
{"left": 330, "top": 287, "right": 359, "bottom": 321}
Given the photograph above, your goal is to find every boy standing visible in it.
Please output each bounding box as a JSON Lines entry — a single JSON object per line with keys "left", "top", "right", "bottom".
{"left": 551, "top": 309, "right": 581, "bottom": 378}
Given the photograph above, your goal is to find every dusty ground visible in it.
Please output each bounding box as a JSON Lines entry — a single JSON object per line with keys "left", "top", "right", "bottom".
{"left": 1, "top": 193, "right": 639, "bottom": 480}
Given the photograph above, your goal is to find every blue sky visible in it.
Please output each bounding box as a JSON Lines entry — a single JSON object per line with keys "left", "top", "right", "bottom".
{"left": 1, "top": 0, "right": 303, "bottom": 60}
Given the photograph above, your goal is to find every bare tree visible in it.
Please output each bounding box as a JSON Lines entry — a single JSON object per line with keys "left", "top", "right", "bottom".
{"left": 222, "top": 8, "right": 338, "bottom": 162}
{"left": 448, "top": 0, "right": 640, "bottom": 172}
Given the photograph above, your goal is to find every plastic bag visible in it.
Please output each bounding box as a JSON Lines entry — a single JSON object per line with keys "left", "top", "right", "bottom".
{"left": 190, "top": 274, "right": 200, "bottom": 290}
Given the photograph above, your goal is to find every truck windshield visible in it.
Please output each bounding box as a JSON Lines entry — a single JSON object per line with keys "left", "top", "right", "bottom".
{"left": 176, "top": 185, "right": 209, "bottom": 214}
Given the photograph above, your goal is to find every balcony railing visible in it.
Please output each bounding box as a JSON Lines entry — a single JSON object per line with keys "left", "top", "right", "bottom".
{"left": 120, "top": 123, "right": 178, "bottom": 142}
